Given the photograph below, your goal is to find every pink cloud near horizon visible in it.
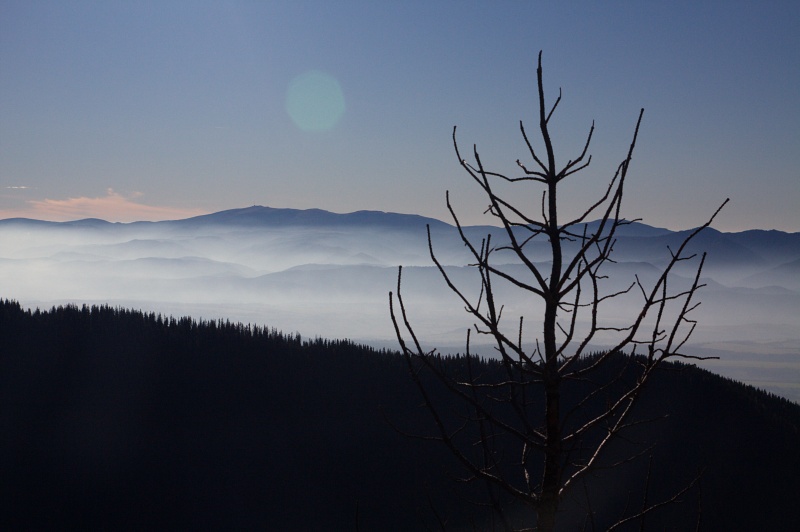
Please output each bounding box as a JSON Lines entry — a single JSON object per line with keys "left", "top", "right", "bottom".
{"left": 1, "top": 189, "right": 208, "bottom": 222}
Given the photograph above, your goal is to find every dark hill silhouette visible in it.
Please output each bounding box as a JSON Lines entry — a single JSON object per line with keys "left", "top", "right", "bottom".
{"left": 729, "top": 229, "right": 800, "bottom": 263}
{"left": 1, "top": 299, "right": 799, "bottom": 530}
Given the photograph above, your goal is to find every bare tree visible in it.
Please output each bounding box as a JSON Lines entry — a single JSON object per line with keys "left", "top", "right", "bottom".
{"left": 390, "top": 52, "right": 727, "bottom": 531}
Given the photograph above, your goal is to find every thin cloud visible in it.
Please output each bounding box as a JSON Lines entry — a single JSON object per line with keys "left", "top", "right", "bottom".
{"left": 5, "top": 186, "right": 29, "bottom": 189}
{"left": 6, "top": 189, "right": 207, "bottom": 222}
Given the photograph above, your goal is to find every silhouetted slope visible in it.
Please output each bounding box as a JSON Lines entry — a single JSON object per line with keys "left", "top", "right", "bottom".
{"left": 0, "top": 301, "right": 462, "bottom": 530}
{"left": 1, "top": 300, "right": 799, "bottom": 530}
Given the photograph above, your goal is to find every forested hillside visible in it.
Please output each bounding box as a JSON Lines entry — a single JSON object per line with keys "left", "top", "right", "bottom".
{"left": 1, "top": 300, "right": 799, "bottom": 530}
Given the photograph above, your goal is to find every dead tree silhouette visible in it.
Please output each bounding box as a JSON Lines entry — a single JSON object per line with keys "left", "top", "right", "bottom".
{"left": 390, "top": 52, "right": 727, "bottom": 531}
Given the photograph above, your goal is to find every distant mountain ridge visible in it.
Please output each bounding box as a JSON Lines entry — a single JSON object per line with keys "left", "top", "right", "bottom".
{"left": 3, "top": 203, "right": 797, "bottom": 236}
{"left": 0, "top": 205, "right": 677, "bottom": 234}
{"left": 168, "top": 205, "right": 456, "bottom": 230}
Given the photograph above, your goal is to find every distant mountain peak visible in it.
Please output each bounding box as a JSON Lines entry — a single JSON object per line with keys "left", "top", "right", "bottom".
{"left": 170, "top": 205, "right": 452, "bottom": 230}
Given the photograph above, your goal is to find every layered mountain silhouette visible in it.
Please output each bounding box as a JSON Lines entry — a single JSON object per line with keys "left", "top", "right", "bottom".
{"left": 1, "top": 206, "right": 798, "bottom": 400}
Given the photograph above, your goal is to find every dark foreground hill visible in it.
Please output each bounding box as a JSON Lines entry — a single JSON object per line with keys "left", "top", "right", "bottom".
{"left": 1, "top": 300, "right": 799, "bottom": 530}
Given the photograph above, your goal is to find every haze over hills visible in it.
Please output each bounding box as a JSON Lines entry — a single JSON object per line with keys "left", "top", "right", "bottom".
{"left": 1, "top": 205, "right": 798, "bottom": 401}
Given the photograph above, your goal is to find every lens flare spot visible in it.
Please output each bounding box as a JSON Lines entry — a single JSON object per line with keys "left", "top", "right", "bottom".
{"left": 285, "top": 70, "right": 345, "bottom": 131}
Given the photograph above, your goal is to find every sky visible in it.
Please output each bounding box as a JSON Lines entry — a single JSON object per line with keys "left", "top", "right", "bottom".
{"left": 1, "top": 0, "right": 798, "bottom": 231}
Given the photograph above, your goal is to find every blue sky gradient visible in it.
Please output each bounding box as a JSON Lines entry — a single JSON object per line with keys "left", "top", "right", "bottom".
{"left": 1, "top": 1, "right": 798, "bottom": 230}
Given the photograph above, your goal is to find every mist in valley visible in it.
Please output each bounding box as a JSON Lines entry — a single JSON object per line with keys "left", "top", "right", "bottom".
{"left": 2, "top": 206, "right": 798, "bottom": 401}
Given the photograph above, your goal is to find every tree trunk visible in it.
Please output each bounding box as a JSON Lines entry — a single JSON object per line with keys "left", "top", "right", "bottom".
{"left": 538, "top": 366, "right": 560, "bottom": 531}
{"left": 539, "top": 175, "right": 562, "bottom": 531}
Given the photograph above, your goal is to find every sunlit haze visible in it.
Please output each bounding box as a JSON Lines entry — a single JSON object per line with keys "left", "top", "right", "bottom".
{"left": 1, "top": 1, "right": 798, "bottom": 231}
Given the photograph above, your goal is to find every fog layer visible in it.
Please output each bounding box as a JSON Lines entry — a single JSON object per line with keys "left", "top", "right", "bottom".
{"left": 2, "top": 206, "right": 798, "bottom": 400}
